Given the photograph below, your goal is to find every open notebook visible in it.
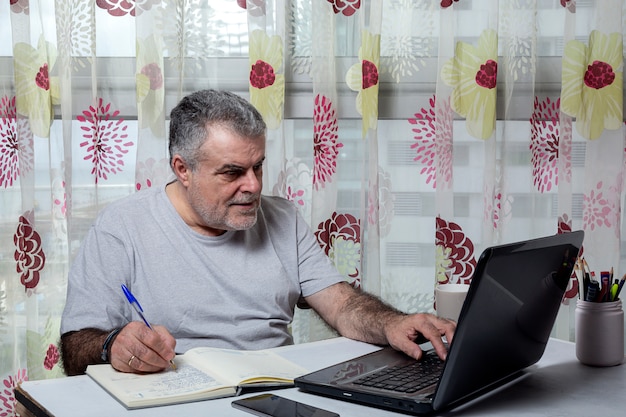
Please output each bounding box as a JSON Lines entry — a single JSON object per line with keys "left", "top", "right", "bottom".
{"left": 295, "top": 231, "right": 584, "bottom": 415}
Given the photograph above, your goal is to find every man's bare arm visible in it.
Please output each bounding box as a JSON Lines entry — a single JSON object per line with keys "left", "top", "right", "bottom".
{"left": 61, "top": 323, "right": 176, "bottom": 376}
{"left": 305, "top": 282, "right": 455, "bottom": 360}
{"left": 60, "top": 328, "right": 109, "bottom": 376}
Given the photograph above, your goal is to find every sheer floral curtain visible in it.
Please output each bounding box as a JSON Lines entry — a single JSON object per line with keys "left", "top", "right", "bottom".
{"left": 1, "top": 0, "right": 626, "bottom": 415}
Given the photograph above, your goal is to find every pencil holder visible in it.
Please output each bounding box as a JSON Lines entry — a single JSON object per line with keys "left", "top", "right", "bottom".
{"left": 575, "top": 299, "right": 624, "bottom": 367}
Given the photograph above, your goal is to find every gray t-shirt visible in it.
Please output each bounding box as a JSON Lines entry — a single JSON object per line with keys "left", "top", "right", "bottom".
{"left": 60, "top": 184, "right": 344, "bottom": 352}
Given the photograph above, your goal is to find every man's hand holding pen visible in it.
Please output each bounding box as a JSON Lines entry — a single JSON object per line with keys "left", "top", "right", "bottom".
{"left": 110, "top": 321, "right": 177, "bottom": 374}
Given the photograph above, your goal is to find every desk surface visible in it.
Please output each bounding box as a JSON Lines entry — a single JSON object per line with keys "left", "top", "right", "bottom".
{"left": 16, "top": 337, "right": 626, "bottom": 417}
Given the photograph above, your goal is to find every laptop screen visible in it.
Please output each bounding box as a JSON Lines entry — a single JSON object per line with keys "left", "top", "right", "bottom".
{"left": 433, "top": 231, "right": 583, "bottom": 410}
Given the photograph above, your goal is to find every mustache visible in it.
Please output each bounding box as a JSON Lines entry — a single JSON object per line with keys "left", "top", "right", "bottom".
{"left": 229, "top": 195, "right": 259, "bottom": 205}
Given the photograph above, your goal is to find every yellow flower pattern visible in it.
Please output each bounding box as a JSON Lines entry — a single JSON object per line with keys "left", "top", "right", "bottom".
{"left": 346, "top": 30, "right": 381, "bottom": 138}
{"left": 136, "top": 34, "right": 165, "bottom": 137}
{"left": 441, "top": 29, "right": 498, "bottom": 140}
{"left": 561, "top": 30, "right": 623, "bottom": 140}
{"left": 14, "top": 35, "right": 60, "bottom": 138}
{"left": 249, "top": 30, "right": 285, "bottom": 130}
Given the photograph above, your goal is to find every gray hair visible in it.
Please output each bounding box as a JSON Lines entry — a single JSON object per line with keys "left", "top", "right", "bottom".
{"left": 168, "top": 90, "right": 266, "bottom": 170}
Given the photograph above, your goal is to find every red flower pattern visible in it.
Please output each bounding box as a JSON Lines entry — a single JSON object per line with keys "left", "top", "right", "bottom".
{"left": 558, "top": 216, "right": 582, "bottom": 302}
{"left": 530, "top": 97, "right": 571, "bottom": 193}
{"left": 135, "top": 157, "right": 170, "bottom": 191}
{"left": 316, "top": 213, "right": 360, "bottom": 255}
{"left": 315, "top": 212, "right": 361, "bottom": 286}
{"left": 0, "top": 368, "right": 27, "bottom": 417}
{"left": 44, "top": 344, "right": 60, "bottom": 371}
{"left": 96, "top": 0, "right": 159, "bottom": 17}
{"left": 475, "top": 60, "right": 497, "bottom": 89}
{"left": 313, "top": 94, "right": 342, "bottom": 191}
{"left": 410, "top": 95, "right": 453, "bottom": 189}
{"left": 441, "top": 0, "right": 461, "bottom": 8}
{"left": 237, "top": 0, "right": 266, "bottom": 16}
{"left": 560, "top": 0, "right": 576, "bottom": 13}
{"left": 35, "top": 64, "right": 50, "bottom": 91}
{"left": 435, "top": 216, "right": 476, "bottom": 284}
{"left": 0, "top": 96, "right": 23, "bottom": 188}
{"left": 140, "top": 62, "right": 163, "bottom": 90}
{"left": 327, "top": 0, "right": 361, "bottom": 17}
{"left": 361, "top": 60, "right": 378, "bottom": 89}
{"left": 9, "top": 0, "right": 29, "bottom": 14}
{"left": 249, "top": 60, "right": 276, "bottom": 89}
{"left": 78, "top": 98, "right": 133, "bottom": 183}
{"left": 583, "top": 181, "right": 613, "bottom": 231}
{"left": 14, "top": 211, "right": 45, "bottom": 292}
{"left": 584, "top": 60, "right": 615, "bottom": 90}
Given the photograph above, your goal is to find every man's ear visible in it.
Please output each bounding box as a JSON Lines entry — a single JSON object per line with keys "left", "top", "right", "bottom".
{"left": 171, "top": 154, "right": 191, "bottom": 186}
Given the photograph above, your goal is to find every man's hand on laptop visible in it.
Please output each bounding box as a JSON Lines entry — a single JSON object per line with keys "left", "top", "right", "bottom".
{"left": 385, "top": 313, "right": 455, "bottom": 361}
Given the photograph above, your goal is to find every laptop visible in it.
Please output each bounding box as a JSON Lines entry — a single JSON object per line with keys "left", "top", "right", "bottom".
{"left": 295, "top": 231, "right": 584, "bottom": 415}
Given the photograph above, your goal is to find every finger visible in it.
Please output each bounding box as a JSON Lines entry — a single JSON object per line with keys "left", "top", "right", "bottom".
{"left": 153, "top": 325, "right": 177, "bottom": 359}
{"left": 429, "top": 317, "right": 456, "bottom": 360}
{"left": 124, "top": 353, "right": 164, "bottom": 373}
{"left": 110, "top": 323, "right": 172, "bottom": 373}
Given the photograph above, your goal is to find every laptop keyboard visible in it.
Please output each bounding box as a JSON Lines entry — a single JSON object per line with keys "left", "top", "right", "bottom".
{"left": 352, "top": 352, "right": 444, "bottom": 393}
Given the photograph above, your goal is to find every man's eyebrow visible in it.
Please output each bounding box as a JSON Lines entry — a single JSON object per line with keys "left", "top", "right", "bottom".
{"left": 216, "top": 163, "right": 244, "bottom": 173}
{"left": 217, "top": 157, "right": 265, "bottom": 172}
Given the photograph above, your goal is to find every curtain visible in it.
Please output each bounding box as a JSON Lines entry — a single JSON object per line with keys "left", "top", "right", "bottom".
{"left": 1, "top": 0, "right": 625, "bottom": 414}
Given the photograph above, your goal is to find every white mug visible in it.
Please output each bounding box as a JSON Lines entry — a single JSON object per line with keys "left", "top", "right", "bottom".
{"left": 435, "top": 283, "right": 469, "bottom": 322}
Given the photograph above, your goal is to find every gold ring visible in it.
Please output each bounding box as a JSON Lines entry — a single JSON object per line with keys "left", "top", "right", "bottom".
{"left": 128, "top": 355, "right": 136, "bottom": 367}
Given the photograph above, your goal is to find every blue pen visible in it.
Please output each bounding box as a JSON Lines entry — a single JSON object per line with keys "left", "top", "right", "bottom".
{"left": 121, "top": 284, "right": 153, "bottom": 329}
{"left": 121, "top": 284, "right": 176, "bottom": 369}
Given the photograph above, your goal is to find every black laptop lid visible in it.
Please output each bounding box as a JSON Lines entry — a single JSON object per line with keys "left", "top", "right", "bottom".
{"left": 432, "top": 231, "right": 584, "bottom": 410}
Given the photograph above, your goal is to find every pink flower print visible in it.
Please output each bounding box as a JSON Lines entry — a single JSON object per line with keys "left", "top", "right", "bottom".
{"left": 368, "top": 169, "right": 394, "bottom": 238}
{"left": 441, "top": 0, "right": 461, "bottom": 7}
{"left": 435, "top": 216, "right": 476, "bottom": 284}
{"left": 0, "top": 95, "right": 34, "bottom": 188}
{"left": 44, "top": 344, "right": 60, "bottom": 370}
{"left": 313, "top": 95, "right": 341, "bottom": 191}
{"left": 315, "top": 213, "right": 361, "bottom": 287}
{"left": 35, "top": 63, "right": 50, "bottom": 90}
{"left": 0, "top": 96, "right": 19, "bottom": 188}
{"left": 14, "top": 211, "right": 45, "bottom": 292}
{"left": 362, "top": 60, "right": 378, "bottom": 89}
{"left": 96, "top": 0, "right": 159, "bottom": 16}
{"left": 140, "top": 63, "right": 163, "bottom": 90}
{"left": 584, "top": 60, "right": 615, "bottom": 90}
{"left": 286, "top": 185, "right": 306, "bottom": 207}
{"left": 135, "top": 157, "right": 170, "bottom": 191}
{"left": 558, "top": 214, "right": 573, "bottom": 234}
{"left": 410, "top": 95, "right": 453, "bottom": 189}
{"left": 10, "top": 0, "right": 29, "bottom": 14}
{"left": 250, "top": 60, "right": 276, "bottom": 89}
{"left": 475, "top": 60, "right": 497, "bottom": 89}
{"left": 530, "top": 97, "right": 571, "bottom": 193}
{"left": 583, "top": 182, "right": 612, "bottom": 231}
{"left": 560, "top": 0, "right": 576, "bottom": 12}
{"left": 327, "top": 0, "right": 361, "bottom": 16}
{"left": 440, "top": 0, "right": 459, "bottom": 9}
{"left": 237, "top": 0, "right": 266, "bottom": 16}
{"left": 78, "top": 98, "right": 133, "bottom": 183}
{"left": 53, "top": 180, "right": 67, "bottom": 217}
{"left": 0, "top": 368, "right": 27, "bottom": 417}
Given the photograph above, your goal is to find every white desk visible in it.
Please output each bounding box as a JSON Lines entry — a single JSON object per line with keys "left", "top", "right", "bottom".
{"left": 15, "top": 337, "right": 626, "bottom": 417}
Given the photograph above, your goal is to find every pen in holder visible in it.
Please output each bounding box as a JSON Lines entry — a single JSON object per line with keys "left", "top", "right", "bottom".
{"left": 575, "top": 299, "right": 624, "bottom": 367}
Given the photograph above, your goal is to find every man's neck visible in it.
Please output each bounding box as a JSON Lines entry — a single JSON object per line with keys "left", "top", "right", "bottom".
{"left": 165, "top": 181, "right": 225, "bottom": 237}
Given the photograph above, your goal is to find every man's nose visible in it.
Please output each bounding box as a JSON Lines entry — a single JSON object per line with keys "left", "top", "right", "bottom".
{"left": 240, "top": 169, "right": 262, "bottom": 193}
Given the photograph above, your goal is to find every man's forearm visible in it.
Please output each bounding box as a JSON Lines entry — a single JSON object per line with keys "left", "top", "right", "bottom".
{"left": 60, "top": 328, "right": 109, "bottom": 376}
{"left": 335, "top": 286, "right": 406, "bottom": 345}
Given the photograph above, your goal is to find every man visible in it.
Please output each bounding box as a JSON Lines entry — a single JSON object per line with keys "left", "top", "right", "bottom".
{"left": 60, "top": 90, "right": 455, "bottom": 376}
